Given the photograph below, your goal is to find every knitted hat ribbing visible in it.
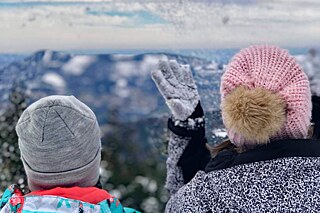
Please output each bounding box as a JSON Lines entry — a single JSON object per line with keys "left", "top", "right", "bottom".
{"left": 16, "top": 95, "right": 101, "bottom": 191}
{"left": 221, "top": 45, "right": 311, "bottom": 146}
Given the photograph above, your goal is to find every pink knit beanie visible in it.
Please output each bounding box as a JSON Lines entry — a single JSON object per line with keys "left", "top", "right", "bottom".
{"left": 220, "top": 45, "right": 311, "bottom": 147}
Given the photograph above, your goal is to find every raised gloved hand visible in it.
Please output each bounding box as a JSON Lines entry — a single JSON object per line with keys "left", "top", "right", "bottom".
{"left": 151, "top": 60, "right": 200, "bottom": 121}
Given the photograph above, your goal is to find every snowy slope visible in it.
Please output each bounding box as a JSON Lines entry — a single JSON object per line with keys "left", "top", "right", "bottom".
{"left": 0, "top": 50, "right": 223, "bottom": 125}
{"left": 295, "top": 49, "right": 320, "bottom": 96}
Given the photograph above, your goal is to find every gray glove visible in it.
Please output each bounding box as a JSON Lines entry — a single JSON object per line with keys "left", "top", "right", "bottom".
{"left": 151, "top": 60, "right": 200, "bottom": 121}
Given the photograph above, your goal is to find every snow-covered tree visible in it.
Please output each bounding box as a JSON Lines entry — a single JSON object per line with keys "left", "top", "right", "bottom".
{"left": 0, "top": 83, "right": 28, "bottom": 192}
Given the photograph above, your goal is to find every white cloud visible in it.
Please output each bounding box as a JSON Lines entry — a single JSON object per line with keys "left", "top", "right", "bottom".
{"left": 3, "top": 0, "right": 113, "bottom": 2}
{"left": 0, "top": 0, "right": 319, "bottom": 53}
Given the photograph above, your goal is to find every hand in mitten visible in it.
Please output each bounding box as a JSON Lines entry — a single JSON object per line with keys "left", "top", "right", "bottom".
{"left": 151, "top": 60, "right": 200, "bottom": 121}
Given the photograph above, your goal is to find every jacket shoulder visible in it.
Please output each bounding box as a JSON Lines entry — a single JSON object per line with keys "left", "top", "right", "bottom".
{"left": 166, "top": 171, "right": 216, "bottom": 213}
{"left": 167, "top": 157, "right": 320, "bottom": 212}
{"left": 0, "top": 185, "right": 141, "bottom": 213}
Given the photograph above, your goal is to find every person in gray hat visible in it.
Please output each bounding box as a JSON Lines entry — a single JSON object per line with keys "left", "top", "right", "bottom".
{"left": 0, "top": 95, "right": 139, "bottom": 213}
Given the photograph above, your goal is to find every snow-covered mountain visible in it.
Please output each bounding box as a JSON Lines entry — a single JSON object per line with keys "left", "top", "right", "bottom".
{"left": 296, "top": 48, "right": 320, "bottom": 96}
{"left": 0, "top": 50, "right": 224, "bottom": 125}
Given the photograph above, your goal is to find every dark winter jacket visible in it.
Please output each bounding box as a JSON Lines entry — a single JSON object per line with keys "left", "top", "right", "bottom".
{"left": 165, "top": 103, "right": 320, "bottom": 213}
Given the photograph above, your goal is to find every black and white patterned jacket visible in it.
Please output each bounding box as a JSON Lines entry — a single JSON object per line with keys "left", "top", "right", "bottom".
{"left": 165, "top": 103, "right": 320, "bottom": 213}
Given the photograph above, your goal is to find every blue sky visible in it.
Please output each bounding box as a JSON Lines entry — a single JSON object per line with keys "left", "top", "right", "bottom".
{"left": 0, "top": 0, "right": 319, "bottom": 53}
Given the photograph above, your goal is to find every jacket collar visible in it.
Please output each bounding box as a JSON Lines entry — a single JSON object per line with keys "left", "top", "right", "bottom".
{"left": 27, "top": 186, "right": 113, "bottom": 204}
{"left": 205, "top": 139, "right": 320, "bottom": 173}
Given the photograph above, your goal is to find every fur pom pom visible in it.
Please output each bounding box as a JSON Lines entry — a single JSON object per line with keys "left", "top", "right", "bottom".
{"left": 221, "top": 86, "right": 286, "bottom": 144}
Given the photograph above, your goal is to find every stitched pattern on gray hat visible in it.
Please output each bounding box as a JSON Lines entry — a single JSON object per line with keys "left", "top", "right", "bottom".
{"left": 16, "top": 95, "right": 101, "bottom": 191}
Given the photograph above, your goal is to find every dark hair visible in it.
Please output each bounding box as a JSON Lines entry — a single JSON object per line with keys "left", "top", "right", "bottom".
{"left": 94, "top": 177, "right": 103, "bottom": 189}
{"left": 206, "top": 139, "right": 244, "bottom": 158}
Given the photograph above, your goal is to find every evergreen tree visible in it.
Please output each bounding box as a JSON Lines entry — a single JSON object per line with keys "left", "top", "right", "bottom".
{"left": 0, "top": 83, "right": 28, "bottom": 192}
{"left": 100, "top": 108, "right": 168, "bottom": 213}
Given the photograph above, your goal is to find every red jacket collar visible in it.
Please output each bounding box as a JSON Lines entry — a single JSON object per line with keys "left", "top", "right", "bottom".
{"left": 27, "top": 187, "right": 113, "bottom": 204}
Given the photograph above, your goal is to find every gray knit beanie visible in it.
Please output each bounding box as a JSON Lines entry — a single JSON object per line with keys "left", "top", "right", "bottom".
{"left": 16, "top": 95, "right": 101, "bottom": 191}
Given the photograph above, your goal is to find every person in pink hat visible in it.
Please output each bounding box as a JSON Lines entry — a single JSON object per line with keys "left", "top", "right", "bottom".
{"left": 152, "top": 45, "right": 320, "bottom": 212}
